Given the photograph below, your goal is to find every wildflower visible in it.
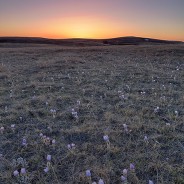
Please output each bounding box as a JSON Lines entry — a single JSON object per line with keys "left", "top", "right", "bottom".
{"left": 52, "top": 139, "right": 56, "bottom": 145}
{"left": 103, "top": 135, "right": 110, "bottom": 149}
{"left": 13, "top": 170, "right": 19, "bottom": 176}
{"left": 144, "top": 135, "right": 148, "bottom": 141}
{"left": 20, "top": 116, "right": 23, "bottom": 121}
{"left": 98, "top": 179, "right": 105, "bottom": 184}
{"left": 47, "top": 155, "right": 51, "bottom": 161}
{"left": 144, "top": 135, "right": 149, "bottom": 144}
{"left": 0, "top": 126, "right": 4, "bottom": 134}
{"left": 123, "top": 124, "right": 128, "bottom": 133}
{"left": 123, "top": 169, "right": 128, "bottom": 176}
{"left": 50, "top": 109, "right": 55, "bottom": 113}
{"left": 85, "top": 170, "right": 91, "bottom": 177}
{"left": 40, "top": 133, "right": 43, "bottom": 137}
{"left": 130, "top": 163, "right": 135, "bottom": 171}
{"left": 154, "top": 107, "right": 159, "bottom": 113}
{"left": 77, "top": 100, "right": 81, "bottom": 106}
{"left": 44, "top": 137, "right": 50, "bottom": 145}
{"left": 44, "top": 167, "right": 49, "bottom": 173}
{"left": 71, "top": 143, "right": 75, "bottom": 148}
{"left": 118, "top": 90, "right": 128, "bottom": 100}
{"left": 48, "top": 126, "right": 52, "bottom": 132}
{"left": 67, "top": 144, "right": 71, "bottom": 149}
{"left": 71, "top": 109, "right": 78, "bottom": 119}
{"left": 121, "top": 175, "right": 127, "bottom": 182}
{"left": 67, "top": 143, "right": 76, "bottom": 150}
{"left": 160, "top": 96, "right": 166, "bottom": 101}
{"left": 22, "top": 138, "right": 27, "bottom": 146}
{"left": 11, "top": 124, "right": 15, "bottom": 132}
{"left": 103, "top": 135, "right": 109, "bottom": 142}
{"left": 20, "top": 168, "right": 26, "bottom": 175}
{"left": 11, "top": 124, "right": 15, "bottom": 128}
{"left": 50, "top": 109, "right": 56, "bottom": 118}
{"left": 175, "top": 110, "right": 178, "bottom": 117}
{"left": 162, "top": 85, "right": 166, "bottom": 90}
{"left": 149, "top": 180, "right": 154, "bottom": 184}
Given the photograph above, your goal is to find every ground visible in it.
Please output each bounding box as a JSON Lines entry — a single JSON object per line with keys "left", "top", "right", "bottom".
{"left": 0, "top": 43, "right": 184, "bottom": 184}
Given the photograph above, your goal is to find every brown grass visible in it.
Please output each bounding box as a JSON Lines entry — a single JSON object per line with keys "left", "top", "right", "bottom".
{"left": 0, "top": 43, "right": 184, "bottom": 184}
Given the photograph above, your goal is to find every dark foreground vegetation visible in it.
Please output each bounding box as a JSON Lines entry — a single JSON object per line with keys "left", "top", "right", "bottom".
{"left": 0, "top": 43, "right": 184, "bottom": 184}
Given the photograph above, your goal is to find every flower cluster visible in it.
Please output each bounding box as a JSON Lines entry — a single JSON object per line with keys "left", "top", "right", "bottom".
{"left": 71, "top": 108, "right": 78, "bottom": 119}
{"left": 40, "top": 133, "right": 56, "bottom": 146}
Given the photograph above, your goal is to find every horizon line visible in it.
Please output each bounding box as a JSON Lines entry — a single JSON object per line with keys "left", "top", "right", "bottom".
{"left": 0, "top": 35, "right": 183, "bottom": 42}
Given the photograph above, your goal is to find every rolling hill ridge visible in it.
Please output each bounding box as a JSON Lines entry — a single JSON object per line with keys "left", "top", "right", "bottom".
{"left": 0, "top": 36, "right": 182, "bottom": 46}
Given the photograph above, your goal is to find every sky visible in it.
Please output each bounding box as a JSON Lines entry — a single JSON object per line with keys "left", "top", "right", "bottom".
{"left": 0, "top": 0, "right": 184, "bottom": 41}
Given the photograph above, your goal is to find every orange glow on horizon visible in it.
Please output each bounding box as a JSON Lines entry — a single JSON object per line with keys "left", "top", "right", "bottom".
{"left": 1, "top": 16, "right": 183, "bottom": 41}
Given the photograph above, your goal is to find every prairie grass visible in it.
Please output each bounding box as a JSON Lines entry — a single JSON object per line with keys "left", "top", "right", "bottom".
{"left": 0, "top": 43, "right": 184, "bottom": 184}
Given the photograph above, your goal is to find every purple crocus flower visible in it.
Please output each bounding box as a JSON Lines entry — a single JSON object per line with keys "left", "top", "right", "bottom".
{"left": 130, "top": 163, "right": 135, "bottom": 171}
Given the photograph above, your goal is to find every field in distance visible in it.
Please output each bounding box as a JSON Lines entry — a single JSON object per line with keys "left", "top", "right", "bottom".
{"left": 0, "top": 43, "right": 184, "bottom": 184}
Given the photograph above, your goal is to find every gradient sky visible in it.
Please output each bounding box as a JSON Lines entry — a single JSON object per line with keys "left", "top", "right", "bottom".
{"left": 0, "top": 0, "right": 184, "bottom": 41}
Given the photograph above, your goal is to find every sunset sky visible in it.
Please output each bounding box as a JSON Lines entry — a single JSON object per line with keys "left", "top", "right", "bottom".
{"left": 0, "top": 0, "right": 184, "bottom": 41}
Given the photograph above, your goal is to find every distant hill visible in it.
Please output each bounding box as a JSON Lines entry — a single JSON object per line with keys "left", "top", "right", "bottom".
{"left": 0, "top": 37, "right": 104, "bottom": 46}
{"left": 0, "top": 36, "right": 182, "bottom": 46}
{"left": 102, "top": 36, "right": 182, "bottom": 45}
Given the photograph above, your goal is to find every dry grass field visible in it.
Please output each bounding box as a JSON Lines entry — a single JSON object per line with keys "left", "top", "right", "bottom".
{"left": 0, "top": 43, "right": 184, "bottom": 184}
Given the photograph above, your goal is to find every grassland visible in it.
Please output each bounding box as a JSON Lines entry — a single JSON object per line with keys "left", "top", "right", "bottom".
{"left": 0, "top": 43, "right": 184, "bottom": 184}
